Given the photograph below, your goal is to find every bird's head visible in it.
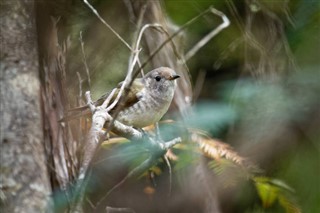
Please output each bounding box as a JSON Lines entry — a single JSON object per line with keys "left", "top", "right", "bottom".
{"left": 144, "top": 67, "right": 180, "bottom": 97}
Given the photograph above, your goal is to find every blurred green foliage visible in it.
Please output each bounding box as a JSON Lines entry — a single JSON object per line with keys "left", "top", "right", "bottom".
{"left": 185, "top": 102, "right": 236, "bottom": 134}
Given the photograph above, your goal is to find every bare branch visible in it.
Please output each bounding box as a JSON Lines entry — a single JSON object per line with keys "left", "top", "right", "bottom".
{"left": 76, "top": 72, "right": 83, "bottom": 101}
{"left": 83, "top": 0, "right": 132, "bottom": 50}
{"left": 130, "top": 3, "right": 148, "bottom": 77}
{"left": 163, "top": 155, "right": 172, "bottom": 196}
{"left": 101, "top": 88, "right": 116, "bottom": 109}
{"left": 85, "top": 91, "right": 96, "bottom": 113}
{"left": 184, "top": 8, "right": 230, "bottom": 61}
{"left": 79, "top": 31, "right": 91, "bottom": 88}
{"left": 161, "top": 137, "right": 182, "bottom": 150}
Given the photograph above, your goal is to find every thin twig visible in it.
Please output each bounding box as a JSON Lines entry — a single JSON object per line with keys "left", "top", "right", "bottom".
{"left": 101, "top": 88, "right": 116, "bottom": 109}
{"left": 143, "top": 24, "right": 184, "bottom": 62}
{"left": 163, "top": 155, "right": 172, "bottom": 196}
{"left": 83, "top": 0, "right": 132, "bottom": 50}
{"left": 226, "top": 0, "right": 244, "bottom": 32}
{"left": 75, "top": 72, "right": 85, "bottom": 177}
{"left": 95, "top": 156, "right": 155, "bottom": 208}
{"left": 76, "top": 72, "right": 83, "bottom": 101}
{"left": 161, "top": 137, "right": 182, "bottom": 150}
{"left": 79, "top": 31, "right": 91, "bottom": 88}
{"left": 184, "top": 8, "right": 230, "bottom": 61}
{"left": 131, "top": 3, "right": 148, "bottom": 77}
{"left": 106, "top": 48, "right": 141, "bottom": 113}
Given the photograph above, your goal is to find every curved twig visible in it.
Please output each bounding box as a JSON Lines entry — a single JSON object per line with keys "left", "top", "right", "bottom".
{"left": 184, "top": 8, "right": 230, "bottom": 61}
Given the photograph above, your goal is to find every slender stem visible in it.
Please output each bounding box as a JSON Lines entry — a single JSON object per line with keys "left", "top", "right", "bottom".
{"left": 184, "top": 8, "right": 230, "bottom": 61}
{"left": 79, "top": 31, "right": 91, "bottom": 88}
{"left": 83, "top": 0, "right": 132, "bottom": 50}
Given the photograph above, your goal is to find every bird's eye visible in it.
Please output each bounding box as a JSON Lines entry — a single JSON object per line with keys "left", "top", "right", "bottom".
{"left": 155, "top": 76, "right": 161, "bottom": 82}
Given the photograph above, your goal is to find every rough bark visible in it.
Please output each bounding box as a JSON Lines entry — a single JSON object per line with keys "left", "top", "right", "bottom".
{"left": 0, "top": 0, "right": 52, "bottom": 212}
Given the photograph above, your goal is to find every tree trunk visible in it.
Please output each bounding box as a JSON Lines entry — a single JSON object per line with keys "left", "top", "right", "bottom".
{"left": 0, "top": 0, "right": 52, "bottom": 212}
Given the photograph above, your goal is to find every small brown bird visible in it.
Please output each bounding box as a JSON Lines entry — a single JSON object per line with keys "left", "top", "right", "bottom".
{"left": 62, "top": 67, "right": 180, "bottom": 128}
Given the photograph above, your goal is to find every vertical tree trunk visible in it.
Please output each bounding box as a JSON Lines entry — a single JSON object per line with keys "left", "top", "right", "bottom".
{"left": 0, "top": 0, "right": 52, "bottom": 212}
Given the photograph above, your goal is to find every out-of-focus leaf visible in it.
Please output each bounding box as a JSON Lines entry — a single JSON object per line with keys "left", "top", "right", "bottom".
{"left": 185, "top": 102, "right": 237, "bottom": 134}
{"left": 253, "top": 176, "right": 301, "bottom": 212}
{"left": 268, "top": 179, "right": 295, "bottom": 193}
{"left": 279, "top": 195, "right": 302, "bottom": 213}
{"left": 254, "top": 177, "right": 279, "bottom": 208}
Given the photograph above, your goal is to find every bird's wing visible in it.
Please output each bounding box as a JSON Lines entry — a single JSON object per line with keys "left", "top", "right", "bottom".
{"left": 95, "top": 78, "right": 144, "bottom": 107}
{"left": 60, "top": 78, "right": 144, "bottom": 122}
{"left": 109, "top": 78, "right": 145, "bottom": 111}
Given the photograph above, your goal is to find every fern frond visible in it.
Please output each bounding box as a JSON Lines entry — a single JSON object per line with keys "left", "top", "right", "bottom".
{"left": 190, "top": 131, "right": 247, "bottom": 167}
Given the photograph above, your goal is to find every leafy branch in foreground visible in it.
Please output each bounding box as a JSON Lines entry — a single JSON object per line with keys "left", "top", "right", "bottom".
{"left": 100, "top": 120, "right": 301, "bottom": 213}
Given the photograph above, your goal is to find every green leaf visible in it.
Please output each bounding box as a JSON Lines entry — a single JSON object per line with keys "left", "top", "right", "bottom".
{"left": 254, "top": 177, "right": 279, "bottom": 208}
{"left": 253, "top": 176, "right": 301, "bottom": 212}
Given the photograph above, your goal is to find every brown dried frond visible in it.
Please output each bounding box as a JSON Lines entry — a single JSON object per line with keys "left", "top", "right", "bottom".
{"left": 189, "top": 130, "right": 262, "bottom": 188}
{"left": 190, "top": 130, "right": 256, "bottom": 171}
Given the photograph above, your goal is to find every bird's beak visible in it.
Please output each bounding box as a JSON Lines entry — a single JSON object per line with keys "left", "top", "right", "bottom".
{"left": 169, "top": 75, "right": 180, "bottom": 81}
